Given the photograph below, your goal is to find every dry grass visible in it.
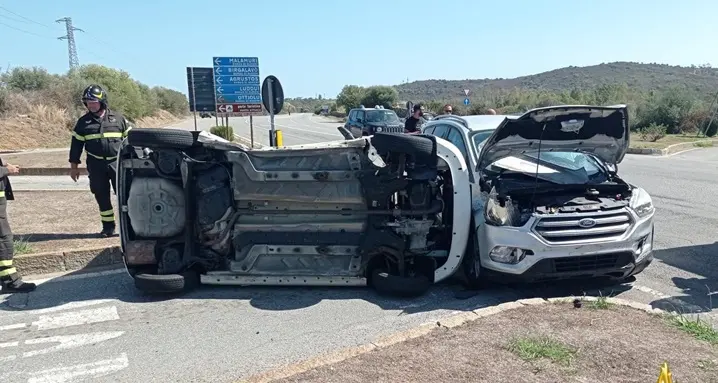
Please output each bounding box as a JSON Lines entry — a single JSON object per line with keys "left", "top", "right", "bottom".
{"left": 276, "top": 303, "right": 718, "bottom": 383}
{"left": 1, "top": 107, "right": 181, "bottom": 168}
{"left": 630, "top": 134, "right": 716, "bottom": 149}
{"left": 6, "top": 191, "right": 119, "bottom": 253}
{"left": 0, "top": 92, "right": 181, "bottom": 151}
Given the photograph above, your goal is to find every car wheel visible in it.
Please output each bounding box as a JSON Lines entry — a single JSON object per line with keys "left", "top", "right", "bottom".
{"left": 460, "top": 235, "right": 491, "bottom": 290}
{"left": 127, "top": 128, "right": 195, "bottom": 150}
{"left": 133, "top": 271, "right": 199, "bottom": 295}
{"left": 369, "top": 268, "right": 431, "bottom": 298}
{"left": 370, "top": 132, "right": 436, "bottom": 163}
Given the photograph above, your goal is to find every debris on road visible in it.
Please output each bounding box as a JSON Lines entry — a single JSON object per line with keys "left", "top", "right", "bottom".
{"left": 270, "top": 302, "right": 718, "bottom": 383}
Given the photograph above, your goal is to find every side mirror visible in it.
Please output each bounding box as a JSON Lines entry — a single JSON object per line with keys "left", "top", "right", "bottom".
{"left": 337, "top": 126, "right": 354, "bottom": 140}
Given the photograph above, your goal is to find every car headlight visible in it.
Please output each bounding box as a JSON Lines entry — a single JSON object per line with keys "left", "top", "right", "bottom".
{"left": 629, "top": 187, "right": 654, "bottom": 218}
{"left": 375, "top": 127, "right": 383, "bottom": 132}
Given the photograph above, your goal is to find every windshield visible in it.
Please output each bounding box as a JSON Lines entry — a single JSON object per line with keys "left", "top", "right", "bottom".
{"left": 487, "top": 152, "right": 608, "bottom": 185}
{"left": 366, "top": 110, "right": 400, "bottom": 123}
{"left": 471, "top": 130, "right": 495, "bottom": 155}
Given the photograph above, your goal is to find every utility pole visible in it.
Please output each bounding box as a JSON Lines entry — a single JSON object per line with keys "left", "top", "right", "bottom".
{"left": 56, "top": 17, "right": 83, "bottom": 70}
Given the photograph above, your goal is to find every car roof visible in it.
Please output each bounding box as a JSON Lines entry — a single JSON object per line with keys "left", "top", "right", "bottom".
{"left": 430, "top": 114, "right": 517, "bottom": 132}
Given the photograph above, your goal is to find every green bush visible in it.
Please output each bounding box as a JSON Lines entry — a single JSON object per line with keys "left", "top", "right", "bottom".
{"left": 639, "top": 123, "right": 668, "bottom": 142}
{"left": 0, "top": 64, "right": 190, "bottom": 122}
{"left": 210, "top": 125, "right": 234, "bottom": 141}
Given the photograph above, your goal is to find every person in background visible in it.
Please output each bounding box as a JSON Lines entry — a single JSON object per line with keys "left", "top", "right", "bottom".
{"left": 486, "top": 108, "right": 497, "bottom": 115}
{"left": 0, "top": 158, "right": 36, "bottom": 293}
{"left": 404, "top": 104, "right": 425, "bottom": 133}
{"left": 443, "top": 104, "right": 453, "bottom": 115}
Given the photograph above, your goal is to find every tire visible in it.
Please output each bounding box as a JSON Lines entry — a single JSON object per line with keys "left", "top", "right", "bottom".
{"left": 370, "top": 132, "right": 436, "bottom": 163}
{"left": 133, "top": 271, "right": 199, "bottom": 294}
{"left": 370, "top": 268, "right": 431, "bottom": 298}
{"left": 460, "top": 233, "right": 491, "bottom": 290}
{"left": 127, "top": 128, "right": 195, "bottom": 149}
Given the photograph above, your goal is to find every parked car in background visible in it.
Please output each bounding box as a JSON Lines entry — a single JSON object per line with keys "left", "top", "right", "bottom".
{"left": 421, "top": 105, "right": 655, "bottom": 287}
{"left": 344, "top": 105, "right": 404, "bottom": 137}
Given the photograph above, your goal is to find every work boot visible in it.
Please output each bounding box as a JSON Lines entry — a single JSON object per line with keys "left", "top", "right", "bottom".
{"left": 100, "top": 222, "right": 116, "bottom": 238}
{"left": 0, "top": 274, "right": 36, "bottom": 293}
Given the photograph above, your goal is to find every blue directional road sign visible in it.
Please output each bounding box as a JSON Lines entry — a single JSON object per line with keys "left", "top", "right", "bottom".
{"left": 464, "top": 98, "right": 470, "bottom": 106}
{"left": 212, "top": 57, "right": 262, "bottom": 116}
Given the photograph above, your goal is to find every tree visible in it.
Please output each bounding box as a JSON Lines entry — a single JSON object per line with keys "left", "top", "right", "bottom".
{"left": 336, "top": 85, "right": 365, "bottom": 112}
{"left": 360, "top": 86, "right": 398, "bottom": 109}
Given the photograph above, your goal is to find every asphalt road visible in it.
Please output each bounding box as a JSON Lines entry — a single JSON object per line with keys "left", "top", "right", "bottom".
{"left": 9, "top": 113, "right": 345, "bottom": 191}
{"left": 1, "top": 146, "right": 717, "bottom": 382}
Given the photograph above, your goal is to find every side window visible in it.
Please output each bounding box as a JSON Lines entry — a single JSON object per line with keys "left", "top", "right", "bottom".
{"left": 348, "top": 111, "right": 355, "bottom": 122}
{"left": 422, "top": 126, "right": 435, "bottom": 135}
{"left": 446, "top": 127, "right": 469, "bottom": 161}
{"left": 356, "top": 111, "right": 365, "bottom": 122}
{"left": 432, "top": 124, "right": 449, "bottom": 138}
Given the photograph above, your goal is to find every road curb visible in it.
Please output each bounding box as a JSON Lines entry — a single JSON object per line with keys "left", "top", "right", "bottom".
{"left": 627, "top": 139, "right": 715, "bottom": 156}
{"left": 238, "top": 296, "right": 664, "bottom": 383}
{"left": 15, "top": 245, "right": 123, "bottom": 276}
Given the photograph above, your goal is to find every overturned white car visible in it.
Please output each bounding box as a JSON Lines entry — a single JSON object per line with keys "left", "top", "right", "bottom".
{"left": 117, "top": 127, "right": 471, "bottom": 296}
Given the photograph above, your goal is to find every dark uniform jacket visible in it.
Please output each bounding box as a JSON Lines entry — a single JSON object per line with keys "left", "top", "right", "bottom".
{"left": 69, "top": 109, "right": 134, "bottom": 164}
{"left": 0, "top": 157, "right": 14, "bottom": 202}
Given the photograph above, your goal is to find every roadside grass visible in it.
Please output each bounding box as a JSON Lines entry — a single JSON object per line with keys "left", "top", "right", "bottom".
{"left": 13, "top": 236, "right": 33, "bottom": 255}
{"left": 630, "top": 134, "right": 715, "bottom": 149}
{"left": 667, "top": 313, "right": 718, "bottom": 346}
{"left": 506, "top": 335, "right": 577, "bottom": 366}
{"left": 587, "top": 295, "right": 613, "bottom": 310}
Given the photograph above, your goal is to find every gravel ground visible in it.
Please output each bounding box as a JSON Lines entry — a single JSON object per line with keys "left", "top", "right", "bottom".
{"left": 7, "top": 191, "right": 118, "bottom": 253}
{"left": 277, "top": 303, "right": 718, "bottom": 383}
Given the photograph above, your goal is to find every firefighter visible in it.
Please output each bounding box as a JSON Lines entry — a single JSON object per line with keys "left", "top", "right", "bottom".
{"left": 0, "top": 158, "right": 36, "bottom": 293}
{"left": 69, "top": 85, "right": 133, "bottom": 237}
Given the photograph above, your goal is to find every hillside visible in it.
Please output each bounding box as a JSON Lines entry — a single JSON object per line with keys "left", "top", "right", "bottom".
{"left": 395, "top": 62, "right": 718, "bottom": 102}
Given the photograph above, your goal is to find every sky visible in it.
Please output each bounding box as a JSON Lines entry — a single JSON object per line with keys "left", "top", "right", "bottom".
{"left": 1, "top": 0, "right": 716, "bottom": 98}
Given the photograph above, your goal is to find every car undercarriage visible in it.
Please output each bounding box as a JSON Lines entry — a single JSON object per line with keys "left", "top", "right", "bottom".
{"left": 117, "top": 129, "right": 471, "bottom": 297}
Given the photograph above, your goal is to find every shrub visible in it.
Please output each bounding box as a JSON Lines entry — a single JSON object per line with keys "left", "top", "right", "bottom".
{"left": 210, "top": 125, "right": 234, "bottom": 141}
{"left": 639, "top": 123, "right": 667, "bottom": 142}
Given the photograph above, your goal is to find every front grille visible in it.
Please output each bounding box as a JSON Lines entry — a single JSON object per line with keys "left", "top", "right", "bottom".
{"left": 533, "top": 209, "right": 632, "bottom": 244}
{"left": 552, "top": 252, "right": 632, "bottom": 273}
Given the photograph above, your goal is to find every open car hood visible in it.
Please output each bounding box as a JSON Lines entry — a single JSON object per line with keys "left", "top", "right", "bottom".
{"left": 477, "top": 105, "right": 629, "bottom": 171}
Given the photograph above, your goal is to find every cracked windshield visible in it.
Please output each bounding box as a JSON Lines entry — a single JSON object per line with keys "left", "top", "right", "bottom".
{"left": 1, "top": 0, "right": 717, "bottom": 382}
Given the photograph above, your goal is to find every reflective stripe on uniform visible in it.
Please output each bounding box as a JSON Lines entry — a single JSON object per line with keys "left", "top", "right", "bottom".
{"left": 86, "top": 151, "right": 117, "bottom": 160}
{"left": 0, "top": 191, "right": 4, "bottom": 198}
{"left": 100, "top": 209, "right": 114, "bottom": 222}
{"left": 0, "top": 260, "right": 12, "bottom": 267}
{"left": 72, "top": 131, "right": 123, "bottom": 141}
{"left": 0, "top": 267, "right": 17, "bottom": 277}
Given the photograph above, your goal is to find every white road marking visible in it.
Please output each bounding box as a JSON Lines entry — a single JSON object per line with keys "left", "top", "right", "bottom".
{"left": 0, "top": 299, "right": 116, "bottom": 321}
{"left": 0, "top": 341, "right": 19, "bottom": 348}
{"left": 32, "top": 306, "right": 120, "bottom": 331}
{"left": 27, "top": 352, "right": 129, "bottom": 383}
{"left": 23, "top": 331, "right": 125, "bottom": 358}
{"left": 24, "top": 268, "right": 127, "bottom": 286}
{"left": 0, "top": 323, "right": 27, "bottom": 331}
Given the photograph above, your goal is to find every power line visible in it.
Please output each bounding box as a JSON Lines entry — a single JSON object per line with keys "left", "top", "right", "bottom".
{"left": 0, "top": 5, "right": 56, "bottom": 30}
{"left": 0, "top": 20, "right": 51, "bottom": 38}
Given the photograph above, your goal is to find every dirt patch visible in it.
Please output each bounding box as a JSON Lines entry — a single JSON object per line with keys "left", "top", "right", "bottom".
{"left": 0, "top": 105, "right": 181, "bottom": 152}
{"left": 6, "top": 191, "right": 118, "bottom": 254}
{"left": 276, "top": 303, "right": 718, "bottom": 383}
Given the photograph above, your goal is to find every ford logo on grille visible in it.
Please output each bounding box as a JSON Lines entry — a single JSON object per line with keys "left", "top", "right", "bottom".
{"left": 578, "top": 218, "right": 597, "bottom": 228}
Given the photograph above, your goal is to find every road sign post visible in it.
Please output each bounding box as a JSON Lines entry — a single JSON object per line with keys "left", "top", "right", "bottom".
{"left": 212, "top": 57, "right": 262, "bottom": 120}
{"left": 190, "top": 67, "right": 198, "bottom": 131}
{"left": 261, "top": 75, "right": 285, "bottom": 147}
